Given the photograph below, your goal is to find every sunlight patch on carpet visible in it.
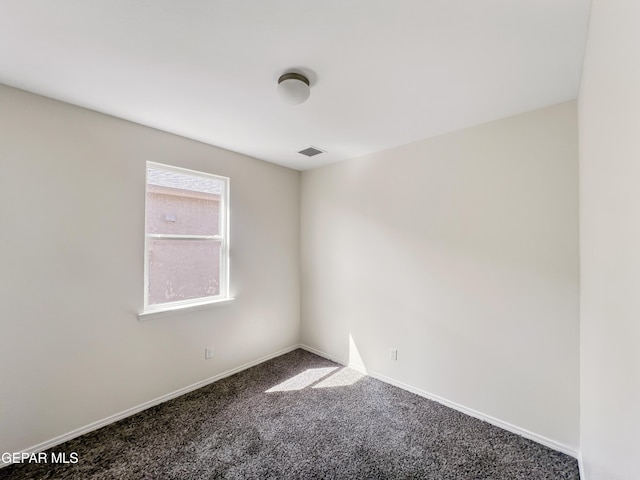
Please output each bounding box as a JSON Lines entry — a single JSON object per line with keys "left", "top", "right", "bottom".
{"left": 313, "top": 368, "right": 365, "bottom": 388}
{"left": 265, "top": 367, "right": 338, "bottom": 392}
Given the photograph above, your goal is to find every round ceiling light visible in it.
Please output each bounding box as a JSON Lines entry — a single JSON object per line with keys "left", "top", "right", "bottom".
{"left": 277, "top": 72, "right": 310, "bottom": 105}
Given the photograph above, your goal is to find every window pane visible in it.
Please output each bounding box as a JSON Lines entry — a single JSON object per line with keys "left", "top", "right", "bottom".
{"left": 146, "top": 167, "right": 223, "bottom": 236}
{"left": 148, "top": 239, "right": 221, "bottom": 305}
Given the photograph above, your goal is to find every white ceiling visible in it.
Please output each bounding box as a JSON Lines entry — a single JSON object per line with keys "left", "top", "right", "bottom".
{"left": 0, "top": 1, "right": 591, "bottom": 170}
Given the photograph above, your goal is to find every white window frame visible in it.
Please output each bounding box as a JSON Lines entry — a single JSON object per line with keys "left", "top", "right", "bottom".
{"left": 139, "top": 162, "right": 231, "bottom": 319}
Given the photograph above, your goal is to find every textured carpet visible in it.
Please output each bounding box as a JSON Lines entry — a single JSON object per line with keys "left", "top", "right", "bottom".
{"left": 1, "top": 349, "right": 579, "bottom": 479}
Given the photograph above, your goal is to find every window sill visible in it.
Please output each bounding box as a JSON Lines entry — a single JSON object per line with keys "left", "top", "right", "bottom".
{"left": 138, "top": 297, "right": 235, "bottom": 321}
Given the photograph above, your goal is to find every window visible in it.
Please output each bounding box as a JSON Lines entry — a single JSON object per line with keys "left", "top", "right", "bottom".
{"left": 142, "top": 162, "right": 230, "bottom": 315}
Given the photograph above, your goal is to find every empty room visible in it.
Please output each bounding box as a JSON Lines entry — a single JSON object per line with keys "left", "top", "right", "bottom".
{"left": 0, "top": 1, "right": 637, "bottom": 479}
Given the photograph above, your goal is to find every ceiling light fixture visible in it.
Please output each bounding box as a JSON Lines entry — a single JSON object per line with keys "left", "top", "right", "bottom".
{"left": 277, "top": 72, "right": 310, "bottom": 105}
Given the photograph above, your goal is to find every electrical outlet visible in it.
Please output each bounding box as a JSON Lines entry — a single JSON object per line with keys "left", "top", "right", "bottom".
{"left": 389, "top": 348, "right": 398, "bottom": 361}
{"left": 204, "top": 347, "right": 213, "bottom": 360}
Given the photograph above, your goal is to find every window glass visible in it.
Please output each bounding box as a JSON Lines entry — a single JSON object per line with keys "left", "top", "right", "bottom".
{"left": 148, "top": 239, "right": 221, "bottom": 305}
{"left": 144, "top": 162, "right": 229, "bottom": 312}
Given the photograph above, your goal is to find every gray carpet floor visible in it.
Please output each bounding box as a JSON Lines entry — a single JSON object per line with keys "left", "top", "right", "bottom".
{"left": 0, "top": 349, "right": 579, "bottom": 479}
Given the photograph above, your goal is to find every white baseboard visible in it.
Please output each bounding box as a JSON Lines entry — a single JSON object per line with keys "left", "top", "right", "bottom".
{"left": 1, "top": 344, "right": 300, "bottom": 469}
{"left": 300, "top": 344, "right": 350, "bottom": 368}
{"left": 299, "top": 344, "right": 579, "bottom": 459}
{"left": 578, "top": 452, "right": 586, "bottom": 480}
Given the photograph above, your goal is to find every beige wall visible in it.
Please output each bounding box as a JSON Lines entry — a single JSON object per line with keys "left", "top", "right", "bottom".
{"left": 579, "top": 0, "right": 640, "bottom": 478}
{"left": 0, "top": 84, "right": 301, "bottom": 454}
{"left": 0, "top": 80, "right": 585, "bottom": 461}
{"left": 300, "top": 101, "right": 580, "bottom": 451}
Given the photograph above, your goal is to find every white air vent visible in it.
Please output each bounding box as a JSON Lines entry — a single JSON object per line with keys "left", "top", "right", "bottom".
{"left": 298, "top": 146, "right": 325, "bottom": 157}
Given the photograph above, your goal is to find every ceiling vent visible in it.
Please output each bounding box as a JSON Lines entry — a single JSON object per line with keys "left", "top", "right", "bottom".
{"left": 298, "top": 146, "right": 325, "bottom": 157}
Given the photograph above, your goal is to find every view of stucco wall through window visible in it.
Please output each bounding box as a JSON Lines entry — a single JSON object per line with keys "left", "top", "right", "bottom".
{"left": 146, "top": 167, "right": 223, "bottom": 305}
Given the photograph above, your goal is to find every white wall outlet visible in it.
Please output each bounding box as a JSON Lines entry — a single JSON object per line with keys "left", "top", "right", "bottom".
{"left": 390, "top": 348, "right": 398, "bottom": 361}
{"left": 204, "top": 347, "right": 213, "bottom": 360}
